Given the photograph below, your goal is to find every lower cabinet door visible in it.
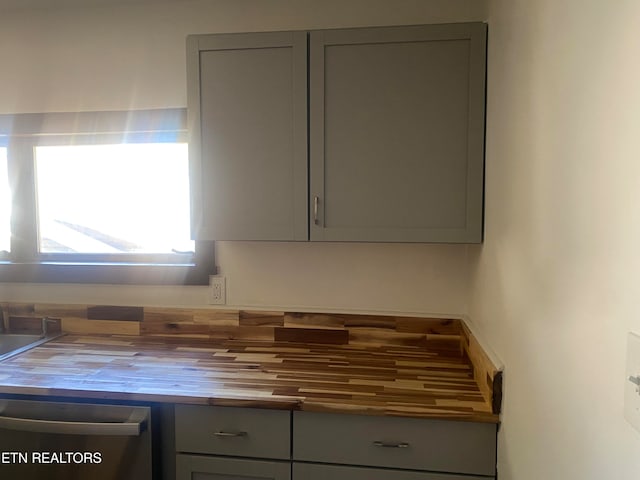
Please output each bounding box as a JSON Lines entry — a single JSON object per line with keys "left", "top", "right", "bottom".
{"left": 177, "top": 454, "right": 291, "bottom": 480}
{"left": 292, "top": 463, "right": 494, "bottom": 480}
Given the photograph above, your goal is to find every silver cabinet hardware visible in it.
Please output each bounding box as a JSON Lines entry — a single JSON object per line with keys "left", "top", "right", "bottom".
{"left": 373, "top": 441, "right": 410, "bottom": 448}
{"left": 214, "top": 430, "right": 248, "bottom": 437}
{"left": 313, "top": 196, "right": 319, "bottom": 225}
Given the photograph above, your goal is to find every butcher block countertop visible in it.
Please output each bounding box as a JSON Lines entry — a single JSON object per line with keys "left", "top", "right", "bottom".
{"left": 0, "top": 304, "right": 502, "bottom": 424}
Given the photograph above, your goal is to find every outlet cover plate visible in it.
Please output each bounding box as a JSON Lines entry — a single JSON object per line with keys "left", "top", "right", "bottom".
{"left": 625, "top": 332, "right": 640, "bottom": 433}
{"left": 209, "top": 276, "right": 226, "bottom": 305}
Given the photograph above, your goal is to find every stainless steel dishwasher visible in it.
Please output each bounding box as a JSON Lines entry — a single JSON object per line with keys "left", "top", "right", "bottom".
{"left": 0, "top": 398, "right": 154, "bottom": 480}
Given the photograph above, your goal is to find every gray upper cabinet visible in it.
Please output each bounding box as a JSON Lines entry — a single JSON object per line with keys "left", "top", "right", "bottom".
{"left": 188, "top": 31, "right": 308, "bottom": 241}
{"left": 310, "top": 23, "right": 487, "bottom": 243}
{"left": 189, "top": 23, "right": 486, "bottom": 243}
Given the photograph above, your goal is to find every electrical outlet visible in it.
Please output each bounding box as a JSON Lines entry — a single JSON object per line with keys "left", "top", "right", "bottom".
{"left": 625, "top": 332, "right": 640, "bottom": 433}
{"left": 209, "top": 276, "right": 226, "bottom": 305}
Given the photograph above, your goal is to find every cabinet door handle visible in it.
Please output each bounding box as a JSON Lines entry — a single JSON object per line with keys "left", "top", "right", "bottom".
{"left": 213, "top": 430, "right": 248, "bottom": 437}
{"left": 373, "top": 441, "right": 410, "bottom": 448}
{"left": 313, "top": 196, "right": 319, "bottom": 225}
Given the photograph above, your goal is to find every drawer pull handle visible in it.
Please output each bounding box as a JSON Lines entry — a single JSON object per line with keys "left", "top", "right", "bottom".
{"left": 313, "top": 196, "right": 319, "bottom": 225}
{"left": 373, "top": 441, "right": 410, "bottom": 449}
{"left": 214, "top": 431, "right": 248, "bottom": 437}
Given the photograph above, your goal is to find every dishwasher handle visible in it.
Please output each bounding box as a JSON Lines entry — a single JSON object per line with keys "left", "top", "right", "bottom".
{"left": 0, "top": 407, "right": 148, "bottom": 436}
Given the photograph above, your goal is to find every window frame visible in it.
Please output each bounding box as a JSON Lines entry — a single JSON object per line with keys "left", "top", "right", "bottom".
{"left": 0, "top": 109, "right": 215, "bottom": 285}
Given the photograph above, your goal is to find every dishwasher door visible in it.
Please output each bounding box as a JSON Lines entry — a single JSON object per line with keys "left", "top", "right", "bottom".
{"left": 0, "top": 399, "right": 153, "bottom": 480}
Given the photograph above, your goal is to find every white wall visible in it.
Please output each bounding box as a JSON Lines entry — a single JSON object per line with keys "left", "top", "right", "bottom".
{"left": 5, "top": 0, "right": 640, "bottom": 476}
{"left": 0, "top": 0, "right": 486, "bottom": 314}
{"left": 468, "top": 0, "right": 640, "bottom": 478}
{"left": 0, "top": 0, "right": 486, "bottom": 113}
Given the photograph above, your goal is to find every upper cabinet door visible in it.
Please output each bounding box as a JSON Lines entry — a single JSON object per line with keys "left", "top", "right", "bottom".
{"left": 188, "top": 32, "right": 308, "bottom": 241}
{"left": 309, "top": 23, "right": 487, "bottom": 243}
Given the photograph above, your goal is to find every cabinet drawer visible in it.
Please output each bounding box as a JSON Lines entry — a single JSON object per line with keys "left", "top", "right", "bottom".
{"left": 293, "top": 411, "right": 496, "bottom": 476}
{"left": 177, "top": 454, "right": 291, "bottom": 480}
{"left": 293, "top": 463, "right": 493, "bottom": 480}
{"left": 175, "top": 405, "right": 291, "bottom": 460}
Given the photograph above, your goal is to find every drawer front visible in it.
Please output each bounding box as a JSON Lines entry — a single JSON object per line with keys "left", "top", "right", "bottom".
{"left": 293, "top": 463, "right": 493, "bottom": 480}
{"left": 175, "top": 405, "right": 291, "bottom": 459}
{"left": 293, "top": 411, "right": 496, "bottom": 476}
{"left": 177, "top": 454, "right": 291, "bottom": 480}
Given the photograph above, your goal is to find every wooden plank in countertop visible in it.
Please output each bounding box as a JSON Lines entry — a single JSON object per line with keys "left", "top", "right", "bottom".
{"left": 284, "top": 312, "right": 346, "bottom": 329}
{"left": 395, "top": 317, "right": 461, "bottom": 335}
{"left": 142, "top": 316, "right": 215, "bottom": 336}
{"left": 240, "top": 311, "right": 285, "bottom": 327}
{"left": 208, "top": 326, "right": 275, "bottom": 342}
{"left": 275, "top": 327, "right": 349, "bottom": 345}
{"left": 33, "top": 304, "right": 88, "bottom": 321}
{"left": 5, "top": 303, "right": 37, "bottom": 316}
{"left": 7, "top": 316, "right": 62, "bottom": 335}
{"left": 144, "top": 307, "right": 239, "bottom": 323}
{"left": 87, "top": 305, "right": 144, "bottom": 321}
{"left": 142, "top": 308, "right": 240, "bottom": 336}
{"left": 348, "top": 328, "right": 428, "bottom": 348}
{"left": 62, "top": 318, "right": 140, "bottom": 336}
{"left": 343, "top": 315, "right": 398, "bottom": 329}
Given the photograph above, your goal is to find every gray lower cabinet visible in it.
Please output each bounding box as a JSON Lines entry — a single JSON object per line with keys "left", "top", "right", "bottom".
{"left": 174, "top": 405, "right": 290, "bottom": 460}
{"left": 173, "top": 405, "right": 497, "bottom": 480}
{"left": 174, "top": 405, "right": 292, "bottom": 480}
{"left": 188, "top": 22, "right": 487, "bottom": 244}
{"left": 293, "top": 463, "right": 492, "bottom": 480}
{"left": 293, "top": 411, "right": 497, "bottom": 478}
{"left": 176, "top": 455, "right": 290, "bottom": 480}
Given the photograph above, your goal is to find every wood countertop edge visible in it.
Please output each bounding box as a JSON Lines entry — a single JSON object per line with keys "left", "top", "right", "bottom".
{"left": 297, "top": 401, "right": 499, "bottom": 423}
{"left": 0, "top": 384, "right": 499, "bottom": 424}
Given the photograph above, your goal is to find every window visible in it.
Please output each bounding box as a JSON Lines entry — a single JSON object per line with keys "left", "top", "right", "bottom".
{"left": 35, "top": 143, "right": 192, "bottom": 255}
{"left": 0, "top": 109, "right": 214, "bottom": 284}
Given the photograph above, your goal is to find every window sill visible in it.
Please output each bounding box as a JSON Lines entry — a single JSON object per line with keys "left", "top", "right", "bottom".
{"left": 0, "top": 261, "right": 212, "bottom": 285}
